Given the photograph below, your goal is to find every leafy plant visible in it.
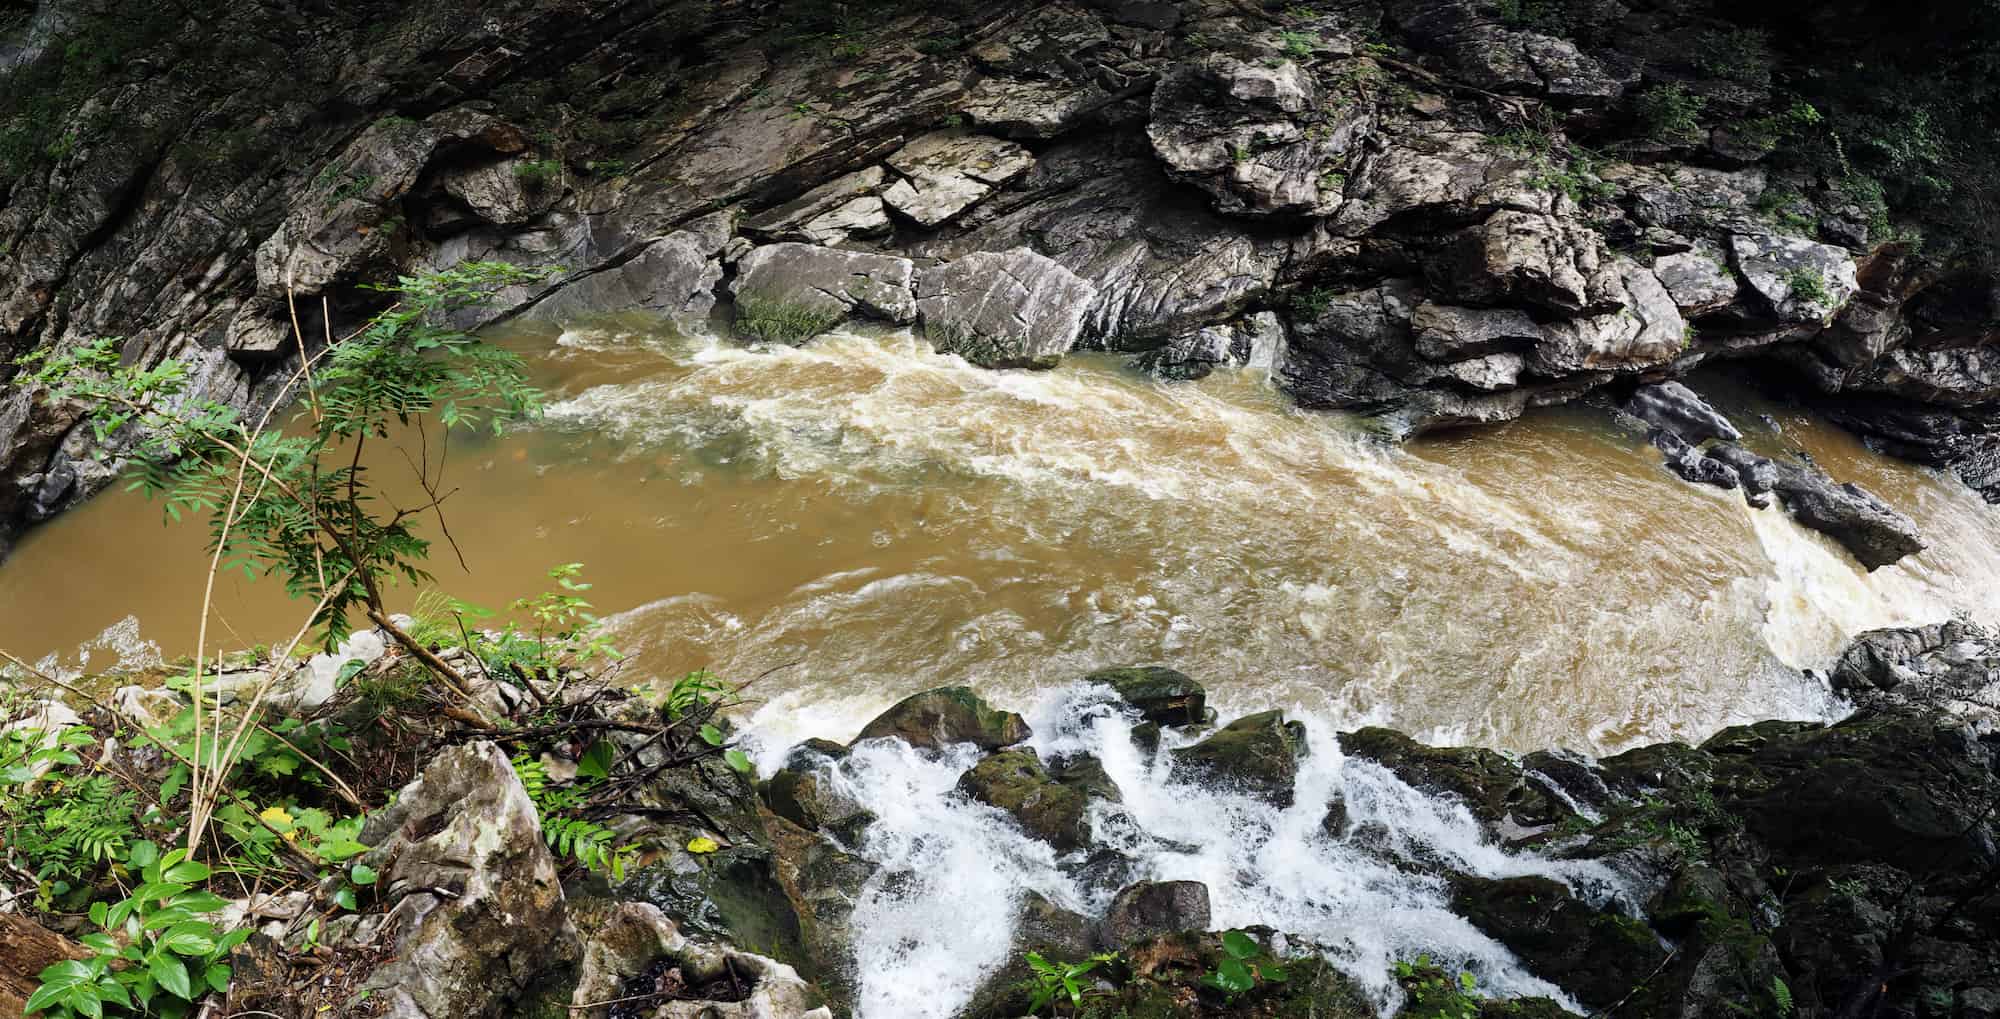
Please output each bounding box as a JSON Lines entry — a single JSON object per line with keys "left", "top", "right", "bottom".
{"left": 512, "top": 754, "right": 641, "bottom": 879}
{"left": 1783, "top": 266, "right": 1831, "bottom": 307}
{"left": 28, "top": 841, "right": 247, "bottom": 1019}
{"left": 1203, "top": 931, "right": 1288, "bottom": 997}
{"left": 1394, "top": 956, "right": 1481, "bottom": 1019}
{"left": 1279, "top": 30, "right": 1316, "bottom": 59}
{"left": 1024, "top": 950, "right": 1114, "bottom": 1016}
{"left": 1636, "top": 84, "right": 1707, "bottom": 145}
{"left": 1, "top": 724, "right": 138, "bottom": 897}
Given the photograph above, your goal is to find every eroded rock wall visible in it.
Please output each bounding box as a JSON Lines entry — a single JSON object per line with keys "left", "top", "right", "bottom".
{"left": 3, "top": 0, "right": 1998, "bottom": 552}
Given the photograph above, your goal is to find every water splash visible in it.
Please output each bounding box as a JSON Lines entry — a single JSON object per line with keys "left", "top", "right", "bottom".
{"left": 791, "top": 687, "right": 1639, "bottom": 1019}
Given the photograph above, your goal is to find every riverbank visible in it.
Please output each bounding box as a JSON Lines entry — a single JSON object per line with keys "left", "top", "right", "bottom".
{"left": 2, "top": 621, "right": 1993, "bottom": 1019}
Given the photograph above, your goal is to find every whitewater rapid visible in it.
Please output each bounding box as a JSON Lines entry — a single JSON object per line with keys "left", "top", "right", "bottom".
{"left": 767, "top": 685, "right": 1640, "bottom": 1019}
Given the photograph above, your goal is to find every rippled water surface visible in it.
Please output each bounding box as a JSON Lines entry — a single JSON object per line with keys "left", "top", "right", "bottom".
{"left": 4, "top": 317, "right": 1998, "bottom": 754}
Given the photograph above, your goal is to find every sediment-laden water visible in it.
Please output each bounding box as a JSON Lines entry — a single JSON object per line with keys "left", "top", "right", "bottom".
{"left": 7, "top": 317, "right": 2000, "bottom": 1016}
{"left": 5, "top": 318, "right": 1997, "bottom": 752}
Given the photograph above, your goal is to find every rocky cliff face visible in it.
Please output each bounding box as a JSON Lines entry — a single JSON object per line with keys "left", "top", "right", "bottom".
{"left": 3, "top": 0, "right": 1998, "bottom": 551}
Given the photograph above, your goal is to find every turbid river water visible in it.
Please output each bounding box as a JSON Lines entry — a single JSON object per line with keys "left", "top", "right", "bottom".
{"left": 7, "top": 316, "right": 2000, "bottom": 1016}
{"left": 3, "top": 317, "right": 1999, "bottom": 755}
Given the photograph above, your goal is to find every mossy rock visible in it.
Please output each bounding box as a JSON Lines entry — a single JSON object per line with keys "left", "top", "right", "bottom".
{"left": 1171, "top": 710, "right": 1307, "bottom": 806}
{"left": 1339, "top": 727, "right": 1566, "bottom": 829}
{"left": 854, "top": 686, "right": 1031, "bottom": 751}
{"left": 1087, "top": 665, "right": 1209, "bottom": 726}
{"left": 957, "top": 748, "right": 1098, "bottom": 852}
{"left": 1449, "top": 875, "right": 1668, "bottom": 1010}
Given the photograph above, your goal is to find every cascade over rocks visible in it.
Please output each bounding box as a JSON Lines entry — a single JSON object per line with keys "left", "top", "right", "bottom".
{"left": 1167, "top": 708, "right": 1307, "bottom": 807}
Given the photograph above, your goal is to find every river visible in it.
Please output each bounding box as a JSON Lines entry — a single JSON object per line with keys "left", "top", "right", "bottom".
{"left": 2, "top": 316, "right": 1996, "bottom": 757}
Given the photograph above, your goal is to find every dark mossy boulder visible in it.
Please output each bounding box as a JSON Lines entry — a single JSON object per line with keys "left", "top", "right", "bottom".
{"left": 1339, "top": 727, "right": 1568, "bottom": 831}
{"left": 1171, "top": 710, "right": 1307, "bottom": 806}
{"left": 1449, "top": 875, "right": 1669, "bottom": 1010}
{"left": 1591, "top": 738, "right": 1715, "bottom": 798}
{"left": 957, "top": 747, "right": 1112, "bottom": 852}
{"left": 1103, "top": 881, "right": 1212, "bottom": 947}
{"left": 762, "top": 815, "right": 879, "bottom": 1008}
{"left": 1087, "top": 665, "right": 1208, "bottom": 726}
{"left": 854, "top": 686, "right": 1031, "bottom": 751}
{"left": 1712, "top": 712, "right": 2000, "bottom": 874}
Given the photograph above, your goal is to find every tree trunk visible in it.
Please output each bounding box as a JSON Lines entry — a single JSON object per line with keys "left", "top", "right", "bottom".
{"left": 0, "top": 912, "right": 87, "bottom": 1017}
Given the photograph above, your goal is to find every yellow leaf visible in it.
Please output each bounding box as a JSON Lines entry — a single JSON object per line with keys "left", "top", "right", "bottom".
{"left": 686, "top": 837, "right": 719, "bottom": 855}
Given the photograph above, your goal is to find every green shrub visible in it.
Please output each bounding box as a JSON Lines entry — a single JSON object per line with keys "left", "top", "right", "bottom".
{"left": 1784, "top": 266, "right": 1831, "bottom": 306}
{"left": 735, "top": 297, "right": 842, "bottom": 344}
{"left": 1636, "top": 84, "right": 1708, "bottom": 145}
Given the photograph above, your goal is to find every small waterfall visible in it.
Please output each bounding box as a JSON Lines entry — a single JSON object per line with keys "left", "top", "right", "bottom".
{"left": 783, "top": 685, "right": 1639, "bottom": 1019}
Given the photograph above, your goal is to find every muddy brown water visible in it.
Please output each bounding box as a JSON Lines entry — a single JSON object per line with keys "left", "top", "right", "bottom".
{"left": 3, "top": 318, "right": 1997, "bottom": 754}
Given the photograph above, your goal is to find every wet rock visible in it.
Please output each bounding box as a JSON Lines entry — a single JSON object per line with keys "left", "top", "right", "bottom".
{"left": 1147, "top": 55, "right": 1367, "bottom": 217}
{"left": 1131, "top": 325, "right": 1239, "bottom": 381}
{"left": 1623, "top": 382, "right": 1742, "bottom": 445}
{"left": 961, "top": 893, "right": 1098, "bottom": 1018}
{"left": 957, "top": 747, "right": 1103, "bottom": 852}
{"left": 1338, "top": 728, "right": 1568, "bottom": 832}
{"left": 740, "top": 167, "right": 891, "bottom": 245}
{"left": 1728, "top": 231, "right": 1860, "bottom": 323}
{"left": 1102, "top": 880, "right": 1210, "bottom": 947}
{"left": 1653, "top": 248, "right": 1741, "bottom": 316}
{"left": 1529, "top": 259, "right": 1687, "bottom": 374}
{"left": 763, "top": 742, "right": 873, "bottom": 842}
{"left": 525, "top": 215, "right": 731, "bottom": 325}
{"left": 566, "top": 899, "right": 832, "bottom": 1019}
{"left": 855, "top": 686, "right": 1031, "bottom": 751}
{"left": 1086, "top": 665, "right": 1207, "bottom": 726}
{"left": 1766, "top": 458, "right": 1925, "bottom": 570}
{"left": 348, "top": 741, "right": 575, "bottom": 1017}
{"left": 1411, "top": 302, "right": 1544, "bottom": 361}
{"left": 730, "top": 243, "right": 919, "bottom": 342}
{"left": 1650, "top": 428, "right": 1740, "bottom": 491}
{"left": 1703, "top": 442, "right": 1779, "bottom": 507}
{"left": 917, "top": 248, "right": 1098, "bottom": 368}
{"left": 1828, "top": 620, "right": 2000, "bottom": 720}
{"left": 766, "top": 816, "right": 877, "bottom": 1005}
{"left": 1450, "top": 875, "right": 1669, "bottom": 1010}
{"left": 881, "top": 131, "right": 1034, "bottom": 228}
{"left": 1169, "top": 710, "right": 1307, "bottom": 806}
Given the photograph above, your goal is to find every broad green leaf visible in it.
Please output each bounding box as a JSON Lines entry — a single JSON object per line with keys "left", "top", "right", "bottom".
{"left": 576, "top": 741, "right": 616, "bottom": 780}
{"left": 1221, "top": 930, "right": 1260, "bottom": 961}
{"left": 206, "top": 964, "right": 231, "bottom": 994}
{"left": 686, "top": 837, "right": 719, "bottom": 855}
{"left": 350, "top": 863, "right": 379, "bottom": 886}
{"left": 151, "top": 954, "right": 193, "bottom": 1000}
{"left": 127, "top": 841, "right": 160, "bottom": 869}
{"left": 699, "top": 724, "right": 725, "bottom": 747}
{"left": 334, "top": 887, "right": 358, "bottom": 912}
{"left": 1211, "top": 958, "right": 1255, "bottom": 994}
{"left": 723, "top": 749, "right": 753, "bottom": 774}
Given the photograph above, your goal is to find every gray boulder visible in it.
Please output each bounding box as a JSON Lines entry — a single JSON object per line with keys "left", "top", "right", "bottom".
{"left": 730, "top": 243, "right": 919, "bottom": 343}
{"left": 1624, "top": 382, "right": 1742, "bottom": 445}
{"left": 918, "top": 249, "right": 1098, "bottom": 368}
{"left": 1146, "top": 55, "right": 1368, "bottom": 217}
{"left": 881, "top": 131, "right": 1034, "bottom": 228}
{"left": 1728, "top": 231, "right": 1860, "bottom": 323}
{"left": 347, "top": 741, "right": 575, "bottom": 1018}
{"left": 1768, "top": 459, "right": 1926, "bottom": 570}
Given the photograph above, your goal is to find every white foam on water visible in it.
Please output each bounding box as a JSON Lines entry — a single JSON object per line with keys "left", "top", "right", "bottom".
{"left": 785, "top": 686, "right": 1641, "bottom": 1019}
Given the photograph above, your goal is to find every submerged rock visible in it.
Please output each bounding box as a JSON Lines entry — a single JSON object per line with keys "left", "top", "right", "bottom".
{"left": 1767, "top": 458, "right": 1926, "bottom": 570}
{"left": 1169, "top": 709, "right": 1307, "bottom": 806}
{"left": 854, "top": 686, "right": 1031, "bottom": 751}
{"left": 1338, "top": 727, "right": 1569, "bottom": 833}
{"left": 1086, "top": 665, "right": 1208, "bottom": 726}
